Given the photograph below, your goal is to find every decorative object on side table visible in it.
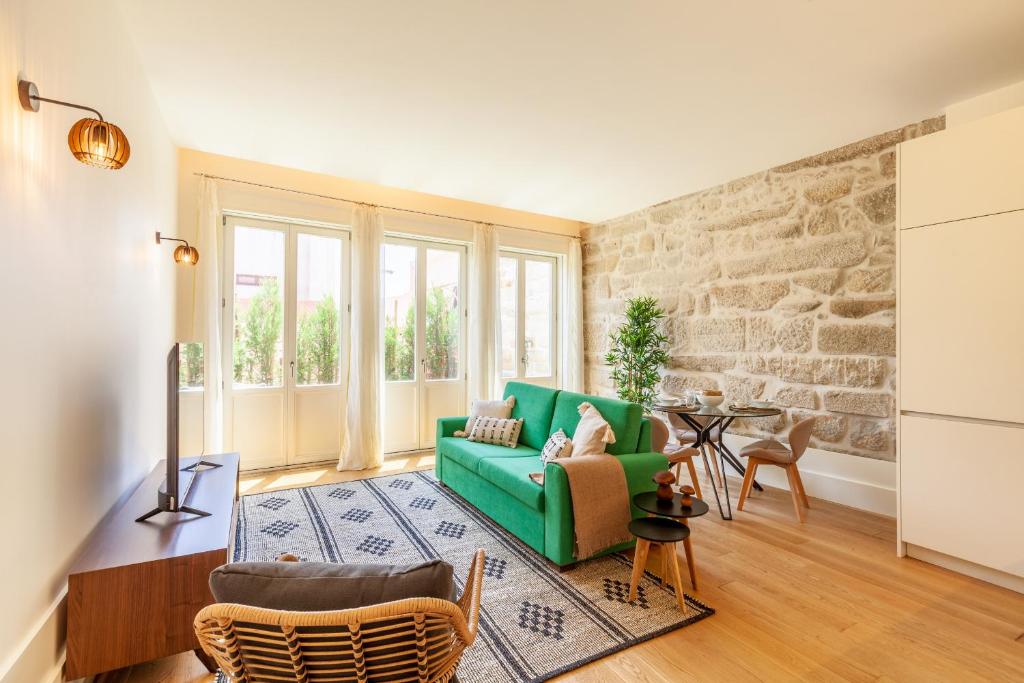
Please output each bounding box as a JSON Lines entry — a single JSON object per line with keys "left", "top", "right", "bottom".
{"left": 653, "top": 470, "right": 676, "bottom": 501}
{"left": 678, "top": 485, "right": 695, "bottom": 508}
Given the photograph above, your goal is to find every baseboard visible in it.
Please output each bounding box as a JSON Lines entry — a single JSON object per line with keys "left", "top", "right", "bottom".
{"left": 906, "top": 544, "right": 1024, "bottom": 594}
{"left": 687, "top": 434, "right": 897, "bottom": 517}
{"left": 0, "top": 586, "right": 67, "bottom": 683}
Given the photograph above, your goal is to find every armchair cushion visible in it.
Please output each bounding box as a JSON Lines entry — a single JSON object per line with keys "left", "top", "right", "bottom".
{"left": 210, "top": 559, "right": 455, "bottom": 611}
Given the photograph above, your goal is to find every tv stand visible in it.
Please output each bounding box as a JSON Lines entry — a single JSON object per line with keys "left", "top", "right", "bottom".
{"left": 182, "top": 458, "right": 223, "bottom": 471}
{"left": 134, "top": 457, "right": 225, "bottom": 522}
{"left": 67, "top": 453, "right": 240, "bottom": 680}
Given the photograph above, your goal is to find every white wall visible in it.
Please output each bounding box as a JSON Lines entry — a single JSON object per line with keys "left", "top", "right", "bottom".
{"left": 0, "top": 1, "right": 177, "bottom": 681}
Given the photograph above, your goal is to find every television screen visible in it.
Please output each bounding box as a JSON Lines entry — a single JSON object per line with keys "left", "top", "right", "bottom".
{"left": 164, "top": 342, "right": 180, "bottom": 507}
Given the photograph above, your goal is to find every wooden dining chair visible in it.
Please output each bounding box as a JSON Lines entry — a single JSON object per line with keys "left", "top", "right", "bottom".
{"left": 650, "top": 415, "right": 703, "bottom": 499}
{"left": 664, "top": 413, "right": 722, "bottom": 490}
{"left": 737, "top": 417, "right": 816, "bottom": 522}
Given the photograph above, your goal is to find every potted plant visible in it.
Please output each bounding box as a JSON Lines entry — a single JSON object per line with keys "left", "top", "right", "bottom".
{"left": 604, "top": 296, "right": 670, "bottom": 411}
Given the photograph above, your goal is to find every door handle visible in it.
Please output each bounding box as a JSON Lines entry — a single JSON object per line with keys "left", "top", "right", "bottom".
{"left": 290, "top": 360, "right": 295, "bottom": 378}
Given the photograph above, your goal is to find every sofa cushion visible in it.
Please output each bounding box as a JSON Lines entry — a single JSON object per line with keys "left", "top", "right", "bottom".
{"left": 438, "top": 436, "right": 540, "bottom": 474}
{"left": 209, "top": 559, "right": 455, "bottom": 611}
{"left": 503, "top": 381, "right": 559, "bottom": 450}
{"left": 550, "top": 391, "right": 642, "bottom": 455}
{"left": 476, "top": 456, "right": 546, "bottom": 511}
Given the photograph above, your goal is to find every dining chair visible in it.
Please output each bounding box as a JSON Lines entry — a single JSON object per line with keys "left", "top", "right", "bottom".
{"left": 664, "top": 413, "right": 723, "bottom": 489}
{"left": 650, "top": 415, "right": 703, "bottom": 499}
{"left": 736, "top": 417, "right": 816, "bottom": 522}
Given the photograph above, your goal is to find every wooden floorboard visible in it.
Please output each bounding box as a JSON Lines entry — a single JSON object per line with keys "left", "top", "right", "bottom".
{"left": 122, "top": 455, "right": 1024, "bottom": 683}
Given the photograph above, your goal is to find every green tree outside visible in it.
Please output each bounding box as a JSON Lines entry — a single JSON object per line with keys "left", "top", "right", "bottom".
{"left": 234, "top": 279, "right": 283, "bottom": 385}
{"left": 179, "top": 342, "right": 204, "bottom": 388}
{"left": 425, "top": 286, "right": 458, "bottom": 379}
{"left": 296, "top": 295, "right": 339, "bottom": 384}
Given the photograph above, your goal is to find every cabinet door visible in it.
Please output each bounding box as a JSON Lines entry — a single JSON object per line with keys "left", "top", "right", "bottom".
{"left": 900, "top": 105, "right": 1024, "bottom": 229}
{"left": 900, "top": 210, "right": 1024, "bottom": 423}
{"left": 900, "top": 414, "right": 1024, "bottom": 577}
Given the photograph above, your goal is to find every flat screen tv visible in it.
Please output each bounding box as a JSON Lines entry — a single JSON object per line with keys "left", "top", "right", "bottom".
{"left": 136, "top": 343, "right": 219, "bottom": 522}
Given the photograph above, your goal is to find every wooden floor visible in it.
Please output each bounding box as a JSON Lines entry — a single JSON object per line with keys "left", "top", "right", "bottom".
{"left": 123, "top": 454, "right": 1024, "bottom": 683}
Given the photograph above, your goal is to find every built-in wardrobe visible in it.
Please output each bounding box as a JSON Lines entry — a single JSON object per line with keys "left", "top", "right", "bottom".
{"left": 897, "top": 105, "right": 1024, "bottom": 591}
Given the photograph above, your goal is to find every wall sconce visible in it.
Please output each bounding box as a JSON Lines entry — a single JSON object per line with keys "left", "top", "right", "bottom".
{"left": 18, "top": 79, "right": 130, "bottom": 170}
{"left": 156, "top": 232, "right": 200, "bottom": 266}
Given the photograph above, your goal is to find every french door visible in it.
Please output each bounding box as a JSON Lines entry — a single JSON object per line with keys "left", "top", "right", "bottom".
{"left": 222, "top": 216, "right": 350, "bottom": 470}
{"left": 382, "top": 238, "right": 467, "bottom": 452}
{"left": 499, "top": 252, "right": 558, "bottom": 391}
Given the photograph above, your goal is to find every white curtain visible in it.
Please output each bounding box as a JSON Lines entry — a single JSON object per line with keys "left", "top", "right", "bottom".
{"left": 195, "top": 178, "right": 224, "bottom": 453}
{"left": 468, "top": 223, "right": 499, "bottom": 401}
{"left": 339, "top": 205, "right": 383, "bottom": 471}
{"left": 562, "top": 238, "right": 585, "bottom": 392}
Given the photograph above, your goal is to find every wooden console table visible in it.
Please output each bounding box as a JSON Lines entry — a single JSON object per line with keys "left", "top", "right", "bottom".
{"left": 66, "top": 453, "right": 239, "bottom": 680}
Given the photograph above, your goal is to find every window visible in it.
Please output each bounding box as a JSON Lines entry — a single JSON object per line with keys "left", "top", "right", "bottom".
{"left": 232, "top": 226, "right": 285, "bottom": 388}
{"left": 179, "top": 342, "right": 204, "bottom": 390}
{"left": 499, "top": 252, "right": 557, "bottom": 382}
{"left": 383, "top": 244, "right": 417, "bottom": 382}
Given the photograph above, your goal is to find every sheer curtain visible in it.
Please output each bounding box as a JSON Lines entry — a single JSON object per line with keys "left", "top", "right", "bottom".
{"left": 339, "top": 205, "right": 383, "bottom": 471}
{"left": 195, "top": 177, "right": 224, "bottom": 453}
{"left": 562, "top": 238, "right": 585, "bottom": 392}
{"left": 468, "top": 223, "right": 499, "bottom": 401}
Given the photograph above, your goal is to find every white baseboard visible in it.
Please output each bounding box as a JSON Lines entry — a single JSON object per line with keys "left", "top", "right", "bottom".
{"left": 687, "top": 434, "right": 897, "bottom": 517}
{"left": 907, "top": 544, "right": 1024, "bottom": 594}
{"left": 0, "top": 586, "right": 67, "bottom": 683}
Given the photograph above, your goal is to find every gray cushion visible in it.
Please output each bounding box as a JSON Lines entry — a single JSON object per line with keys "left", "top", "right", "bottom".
{"left": 209, "top": 559, "right": 455, "bottom": 611}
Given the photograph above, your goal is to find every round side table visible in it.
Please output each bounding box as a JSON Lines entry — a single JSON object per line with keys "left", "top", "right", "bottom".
{"left": 627, "top": 517, "right": 691, "bottom": 610}
{"left": 632, "top": 492, "right": 709, "bottom": 594}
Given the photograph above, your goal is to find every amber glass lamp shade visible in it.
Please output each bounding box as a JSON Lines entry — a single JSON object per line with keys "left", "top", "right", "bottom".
{"left": 173, "top": 244, "right": 200, "bottom": 265}
{"left": 68, "top": 118, "right": 130, "bottom": 169}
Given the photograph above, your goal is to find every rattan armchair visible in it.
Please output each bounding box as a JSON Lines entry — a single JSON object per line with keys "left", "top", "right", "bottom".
{"left": 195, "top": 549, "right": 485, "bottom": 683}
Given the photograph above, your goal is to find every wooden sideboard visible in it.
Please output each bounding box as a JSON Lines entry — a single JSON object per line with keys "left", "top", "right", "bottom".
{"left": 65, "top": 453, "right": 239, "bottom": 680}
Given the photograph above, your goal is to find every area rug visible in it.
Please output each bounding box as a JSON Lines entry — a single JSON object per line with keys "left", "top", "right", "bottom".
{"left": 225, "top": 470, "right": 713, "bottom": 682}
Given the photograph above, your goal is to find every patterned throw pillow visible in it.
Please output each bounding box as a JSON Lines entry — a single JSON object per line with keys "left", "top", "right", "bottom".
{"left": 467, "top": 417, "right": 524, "bottom": 448}
{"left": 540, "top": 429, "right": 573, "bottom": 464}
{"left": 455, "top": 396, "right": 516, "bottom": 437}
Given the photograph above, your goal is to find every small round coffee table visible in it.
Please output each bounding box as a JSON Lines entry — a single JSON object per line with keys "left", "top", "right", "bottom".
{"left": 631, "top": 492, "right": 709, "bottom": 595}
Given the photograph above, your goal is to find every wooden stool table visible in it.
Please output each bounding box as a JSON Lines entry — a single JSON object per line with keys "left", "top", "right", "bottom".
{"left": 627, "top": 517, "right": 692, "bottom": 609}
{"left": 631, "top": 491, "right": 709, "bottom": 602}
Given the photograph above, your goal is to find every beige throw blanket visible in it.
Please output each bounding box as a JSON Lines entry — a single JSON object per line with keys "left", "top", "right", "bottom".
{"left": 556, "top": 454, "right": 633, "bottom": 559}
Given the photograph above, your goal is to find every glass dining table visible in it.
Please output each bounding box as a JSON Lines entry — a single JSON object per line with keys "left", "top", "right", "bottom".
{"left": 652, "top": 403, "right": 783, "bottom": 520}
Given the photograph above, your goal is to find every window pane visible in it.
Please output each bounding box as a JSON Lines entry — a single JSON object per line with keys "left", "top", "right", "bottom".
{"left": 296, "top": 233, "right": 342, "bottom": 386}
{"left": 425, "top": 249, "right": 460, "bottom": 380}
{"left": 179, "top": 342, "right": 204, "bottom": 389}
{"left": 524, "top": 259, "right": 553, "bottom": 377}
{"left": 384, "top": 244, "right": 417, "bottom": 381}
{"left": 499, "top": 257, "right": 518, "bottom": 377}
{"left": 233, "top": 227, "right": 284, "bottom": 387}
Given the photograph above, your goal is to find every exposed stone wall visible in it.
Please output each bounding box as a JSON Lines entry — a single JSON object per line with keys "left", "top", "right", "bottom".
{"left": 581, "top": 117, "right": 944, "bottom": 461}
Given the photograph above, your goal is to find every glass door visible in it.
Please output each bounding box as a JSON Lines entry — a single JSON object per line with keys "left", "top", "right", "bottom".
{"left": 223, "top": 216, "right": 349, "bottom": 470}
{"left": 499, "top": 252, "right": 558, "bottom": 391}
{"left": 383, "top": 238, "right": 466, "bottom": 453}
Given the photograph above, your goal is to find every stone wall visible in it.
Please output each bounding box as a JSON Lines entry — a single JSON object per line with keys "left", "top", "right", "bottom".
{"left": 581, "top": 117, "right": 944, "bottom": 461}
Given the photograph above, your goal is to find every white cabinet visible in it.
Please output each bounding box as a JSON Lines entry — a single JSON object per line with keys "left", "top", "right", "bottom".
{"left": 900, "top": 210, "right": 1024, "bottom": 423}
{"left": 900, "top": 415, "right": 1024, "bottom": 578}
{"left": 900, "top": 106, "right": 1024, "bottom": 229}
{"left": 898, "top": 104, "right": 1024, "bottom": 590}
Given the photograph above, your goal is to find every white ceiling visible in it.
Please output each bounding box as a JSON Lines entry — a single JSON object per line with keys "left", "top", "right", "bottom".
{"left": 118, "top": 1, "right": 1024, "bottom": 223}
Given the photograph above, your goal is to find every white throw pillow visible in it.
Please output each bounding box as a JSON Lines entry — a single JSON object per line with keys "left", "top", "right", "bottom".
{"left": 455, "top": 396, "right": 516, "bottom": 437}
{"left": 540, "top": 429, "right": 573, "bottom": 464}
{"left": 570, "top": 402, "right": 616, "bottom": 457}
{"left": 467, "top": 417, "right": 524, "bottom": 448}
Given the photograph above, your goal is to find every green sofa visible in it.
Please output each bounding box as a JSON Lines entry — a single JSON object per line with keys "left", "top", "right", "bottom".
{"left": 435, "top": 382, "right": 669, "bottom": 567}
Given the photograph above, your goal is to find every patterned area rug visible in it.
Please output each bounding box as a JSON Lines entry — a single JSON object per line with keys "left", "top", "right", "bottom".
{"left": 224, "top": 470, "right": 713, "bottom": 682}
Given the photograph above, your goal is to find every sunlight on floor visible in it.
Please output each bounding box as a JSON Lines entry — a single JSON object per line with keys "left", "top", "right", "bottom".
{"left": 264, "top": 468, "right": 331, "bottom": 490}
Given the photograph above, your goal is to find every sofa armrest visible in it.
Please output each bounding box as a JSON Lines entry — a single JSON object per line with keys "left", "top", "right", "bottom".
{"left": 542, "top": 450, "right": 669, "bottom": 566}
{"left": 636, "top": 417, "right": 653, "bottom": 453}
{"left": 437, "top": 416, "right": 469, "bottom": 440}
